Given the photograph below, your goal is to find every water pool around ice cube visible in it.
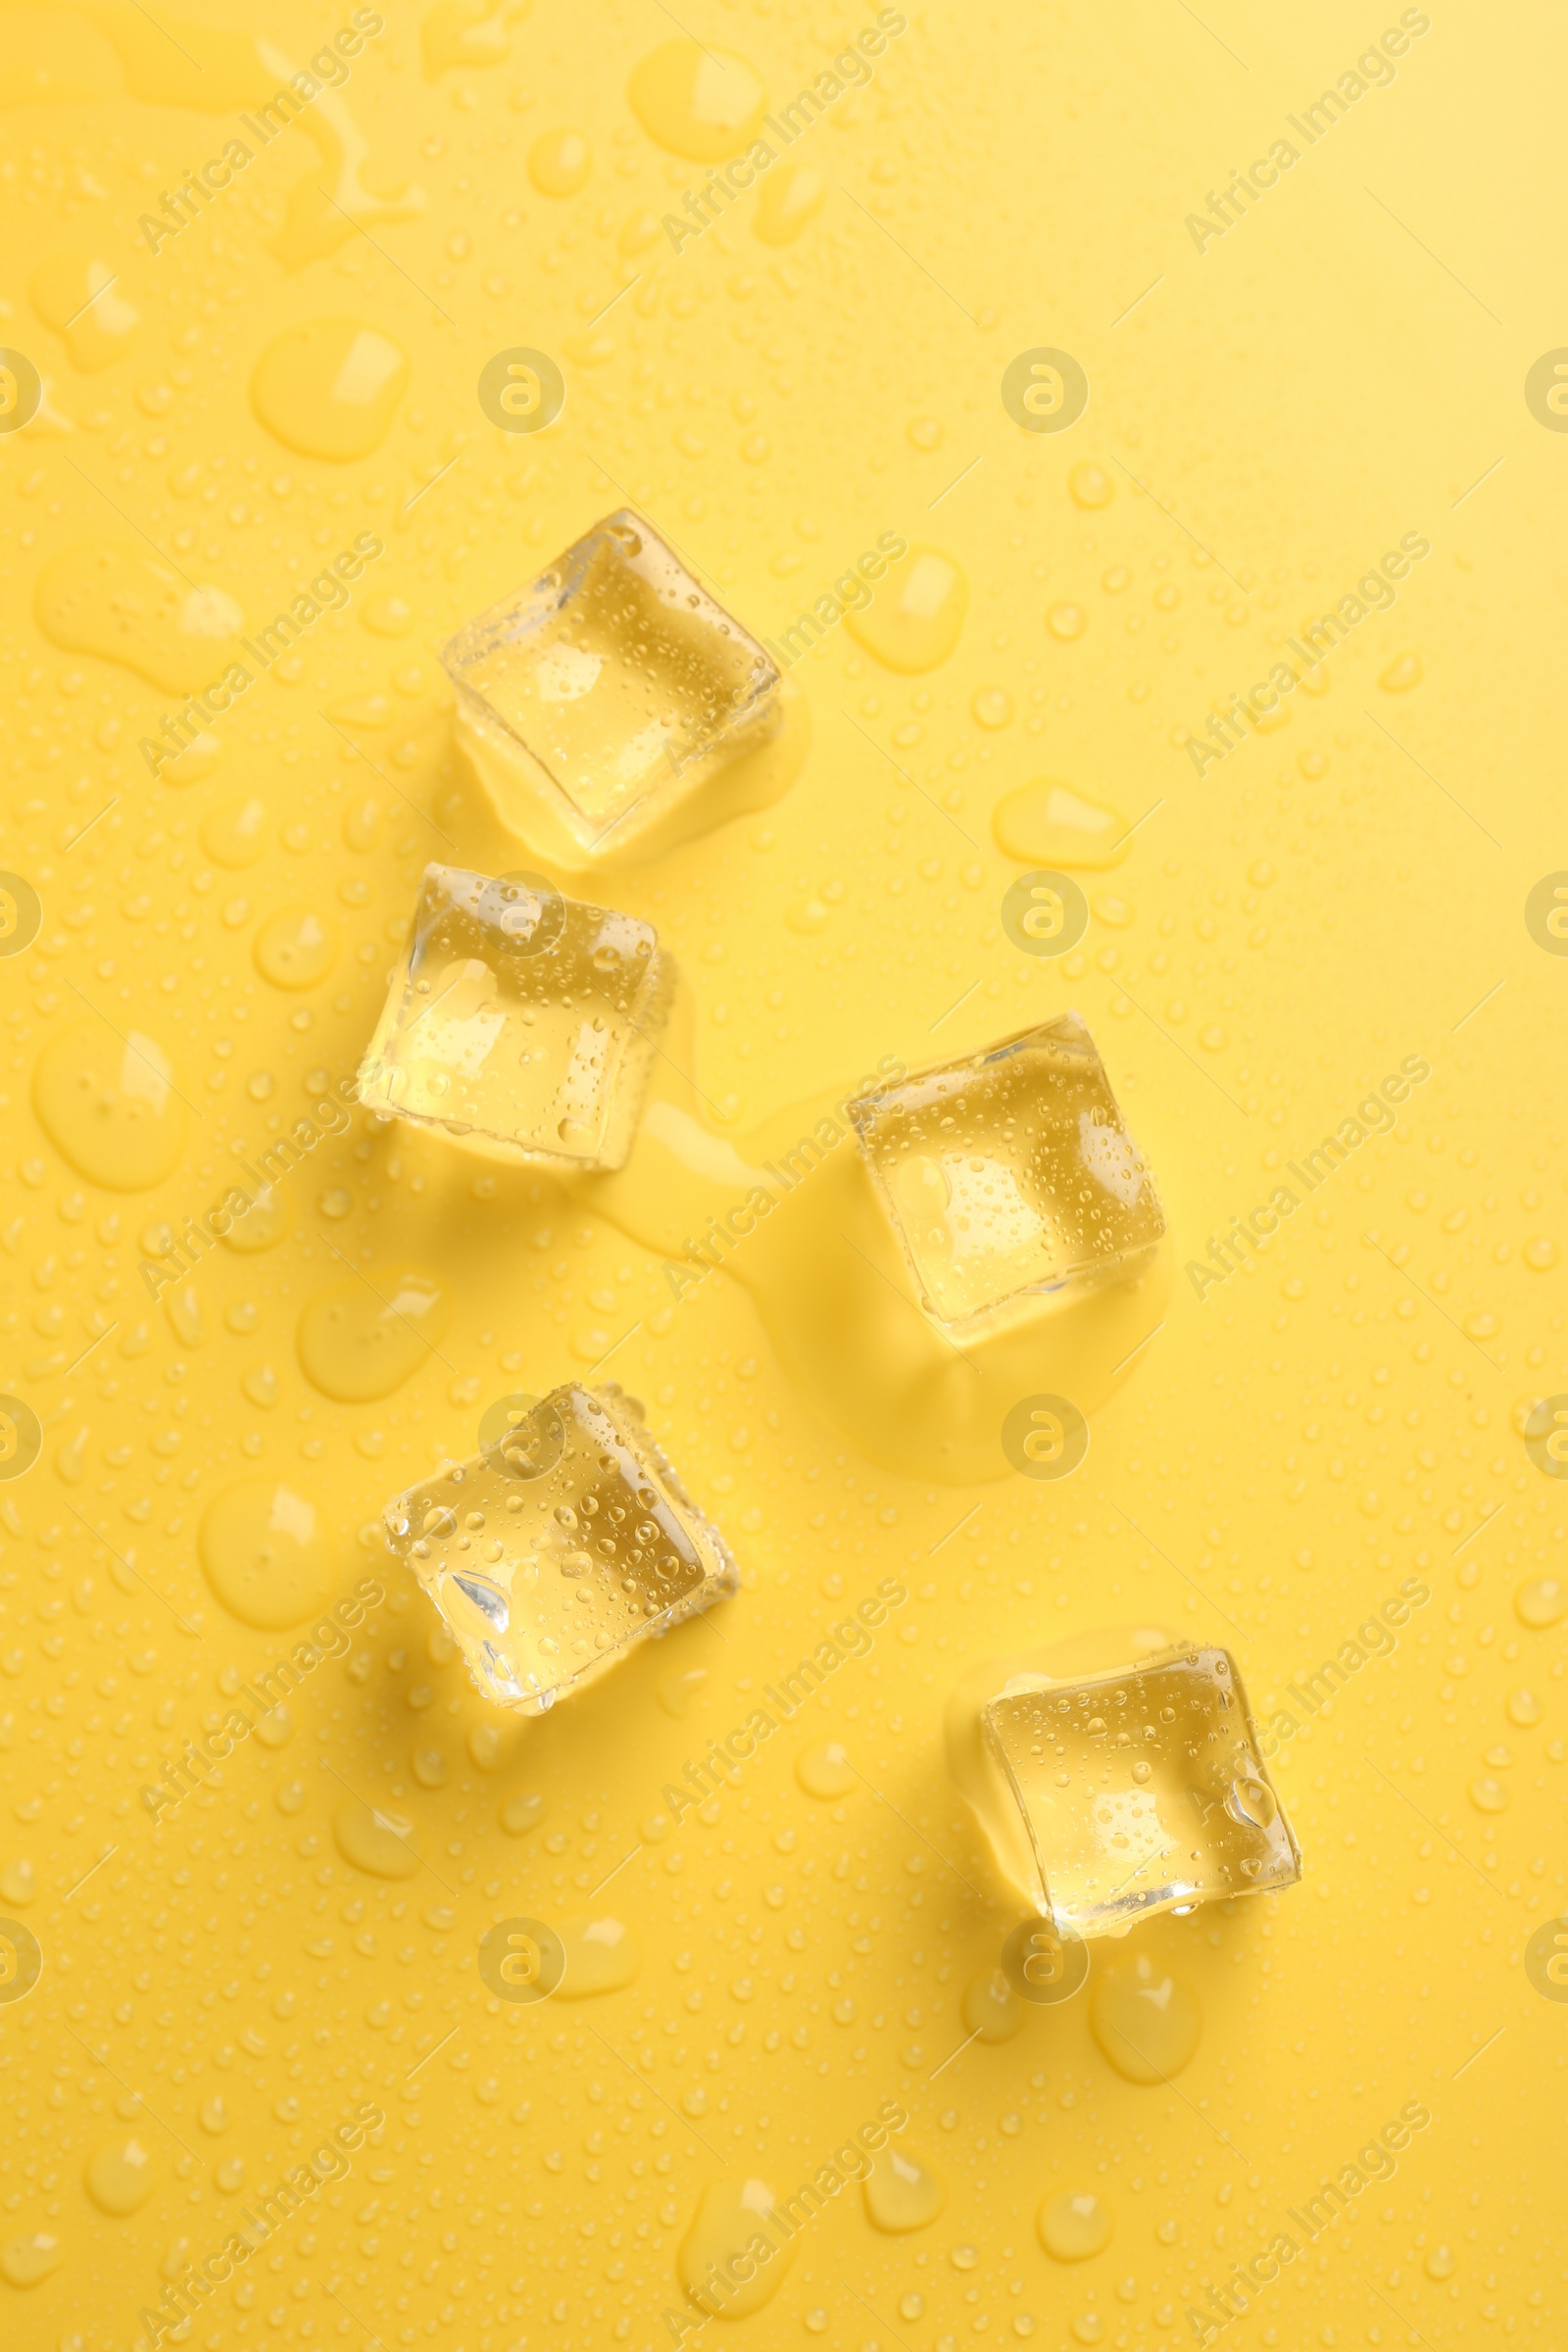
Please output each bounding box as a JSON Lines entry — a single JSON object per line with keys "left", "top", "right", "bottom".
{"left": 848, "top": 1010, "right": 1164, "bottom": 1336}
{"left": 356, "top": 863, "right": 671, "bottom": 1171}
{"left": 442, "top": 510, "right": 782, "bottom": 865}
{"left": 382, "top": 1384, "right": 737, "bottom": 1715}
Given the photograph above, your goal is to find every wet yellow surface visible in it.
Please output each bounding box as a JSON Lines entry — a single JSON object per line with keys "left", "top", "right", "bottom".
{"left": 0, "top": 4, "right": 1564, "bottom": 2349}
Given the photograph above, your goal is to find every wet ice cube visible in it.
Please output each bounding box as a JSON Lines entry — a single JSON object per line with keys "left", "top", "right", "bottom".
{"left": 382, "top": 1383, "right": 737, "bottom": 1715}
{"left": 356, "top": 863, "right": 670, "bottom": 1172}
{"left": 847, "top": 1011, "right": 1163, "bottom": 1334}
{"left": 982, "top": 1643, "right": 1300, "bottom": 1937}
{"left": 442, "top": 509, "right": 782, "bottom": 863}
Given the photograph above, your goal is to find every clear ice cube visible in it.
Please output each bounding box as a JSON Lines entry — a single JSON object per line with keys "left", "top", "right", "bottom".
{"left": 382, "top": 1384, "right": 736, "bottom": 1715}
{"left": 847, "top": 1010, "right": 1163, "bottom": 1335}
{"left": 356, "top": 863, "right": 670, "bottom": 1172}
{"left": 982, "top": 1643, "right": 1300, "bottom": 1936}
{"left": 442, "top": 510, "right": 782, "bottom": 863}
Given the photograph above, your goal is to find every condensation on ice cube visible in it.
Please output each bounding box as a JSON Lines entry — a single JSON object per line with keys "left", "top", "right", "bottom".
{"left": 381, "top": 1383, "right": 737, "bottom": 1716}
{"left": 441, "top": 510, "right": 782, "bottom": 866}
{"left": 847, "top": 1010, "right": 1164, "bottom": 1336}
{"left": 356, "top": 863, "right": 671, "bottom": 1172}
{"left": 981, "top": 1642, "right": 1300, "bottom": 1937}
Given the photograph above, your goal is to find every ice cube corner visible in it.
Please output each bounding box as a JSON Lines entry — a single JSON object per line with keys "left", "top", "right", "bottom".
{"left": 381, "top": 1383, "right": 737, "bottom": 1715}
{"left": 442, "top": 509, "right": 782, "bottom": 866}
{"left": 847, "top": 1010, "right": 1163, "bottom": 1334}
{"left": 356, "top": 862, "right": 670, "bottom": 1172}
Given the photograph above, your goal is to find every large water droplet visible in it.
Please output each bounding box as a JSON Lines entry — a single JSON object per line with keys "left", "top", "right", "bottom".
{"left": 251, "top": 319, "right": 408, "bottom": 460}
{"left": 863, "top": 2147, "right": 946, "bottom": 2232}
{"left": 1090, "top": 1953, "right": 1201, "bottom": 2082}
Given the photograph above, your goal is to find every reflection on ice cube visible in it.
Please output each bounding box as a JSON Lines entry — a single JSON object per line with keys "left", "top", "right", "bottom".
{"left": 1077, "top": 1111, "right": 1148, "bottom": 1208}
{"left": 381, "top": 1383, "right": 737, "bottom": 1716}
{"left": 533, "top": 641, "right": 604, "bottom": 702}
{"left": 416, "top": 959, "right": 507, "bottom": 1078}
{"left": 849, "top": 1011, "right": 1164, "bottom": 1336}
{"left": 357, "top": 864, "right": 671, "bottom": 1172}
{"left": 978, "top": 1642, "right": 1300, "bottom": 1937}
{"left": 441, "top": 509, "right": 783, "bottom": 865}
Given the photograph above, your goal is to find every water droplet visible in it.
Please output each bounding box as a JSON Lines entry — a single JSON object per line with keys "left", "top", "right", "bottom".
{"left": 1048, "top": 602, "right": 1088, "bottom": 641}
{"left": 501, "top": 1790, "right": 545, "bottom": 1836}
{"left": 754, "top": 163, "right": 824, "bottom": 246}
{"left": 971, "top": 685, "right": 1013, "bottom": 729}
{"left": 251, "top": 319, "right": 408, "bottom": 461}
{"left": 31, "top": 248, "right": 138, "bottom": 369}
{"left": 1505, "top": 1689, "right": 1541, "bottom": 1727}
{"left": 84, "top": 2136, "right": 156, "bottom": 2217}
{"left": 529, "top": 127, "right": 591, "bottom": 195}
{"left": 676, "top": 2177, "right": 795, "bottom": 2316}
{"left": 221, "top": 1183, "right": 290, "bottom": 1254}
{"left": 961, "top": 1963, "right": 1023, "bottom": 2042}
{"left": 1039, "top": 2189, "right": 1113, "bottom": 2261}
{"left": 32, "top": 1021, "right": 186, "bottom": 1190}
{"left": 362, "top": 592, "right": 415, "bottom": 638}
{"left": 1090, "top": 1953, "right": 1201, "bottom": 2082}
{"left": 199, "top": 1478, "right": 336, "bottom": 1629}
{"left": 628, "top": 40, "right": 767, "bottom": 161}
{"left": 1068, "top": 463, "right": 1114, "bottom": 510}
{"left": 0, "top": 1858, "right": 36, "bottom": 1907}
{"left": 555, "top": 1912, "right": 640, "bottom": 1996}
{"left": 863, "top": 2147, "right": 946, "bottom": 2232}
{"left": 35, "top": 543, "right": 242, "bottom": 691}
{"left": 845, "top": 549, "right": 967, "bottom": 672}
{"left": 255, "top": 906, "right": 338, "bottom": 990}
{"left": 992, "top": 778, "right": 1128, "bottom": 868}
{"left": 796, "top": 1740, "right": 855, "bottom": 1798}
{"left": 1379, "top": 651, "right": 1422, "bottom": 692}
{"left": 0, "top": 2230, "right": 64, "bottom": 2287}
{"left": 659, "top": 1667, "right": 709, "bottom": 1718}
{"left": 297, "top": 1267, "right": 451, "bottom": 1401}
{"left": 1226, "top": 1775, "right": 1277, "bottom": 1830}
{"left": 201, "top": 796, "right": 270, "bottom": 869}
{"left": 333, "top": 1796, "right": 420, "bottom": 1879}
{"left": 1516, "top": 1576, "right": 1567, "bottom": 1630}
{"left": 1468, "top": 1776, "right": 1508, "bottom": 1813}
{"left": 1425, "top": 2244, "right": 1455, "bottom": 2280}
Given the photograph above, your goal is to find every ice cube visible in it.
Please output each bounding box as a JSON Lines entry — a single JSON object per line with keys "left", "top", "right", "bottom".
{"left": 847, "top": 1011, "right": 1163, "bottom": 1335}
{"left": 356, "top": 863, "right": 670, "bottom": 1172}
{"left": 382, "top": 1384, "right": 736, "bottom": 1715}
{"left": 982, "top": 1643, "right": 1299, "bottom": 1937}
{"left": 442, "top": 510, "right": 782, "bottom": 864}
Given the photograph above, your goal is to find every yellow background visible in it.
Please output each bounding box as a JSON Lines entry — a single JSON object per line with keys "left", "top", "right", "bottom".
{"left": 1, "top": 3, "right": 1564, "bottom": 2348}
